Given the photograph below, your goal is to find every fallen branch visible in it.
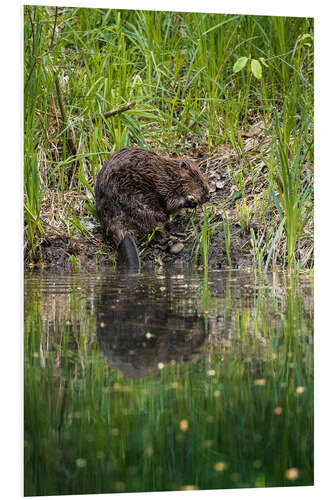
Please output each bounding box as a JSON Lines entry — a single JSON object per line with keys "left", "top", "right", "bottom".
{"left": 92, "top": 102, "right": 136, "bottom": 123}
{"left": 55, "top": 75, "right": 77, "bottom": 159}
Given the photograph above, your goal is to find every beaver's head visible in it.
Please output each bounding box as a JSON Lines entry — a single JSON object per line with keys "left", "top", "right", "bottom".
{"left": 178, "top": 158, "right": 210, "bottom": 207}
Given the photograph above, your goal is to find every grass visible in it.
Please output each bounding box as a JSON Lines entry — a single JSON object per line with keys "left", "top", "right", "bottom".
{"left": 191, "top": 205, "right": 220, "bottom": 268}
{"left": 24, "top": 270, "right": 314, "bottom": 495}
{"left": 24, "top": 6, "right": 314, "bottom": 271}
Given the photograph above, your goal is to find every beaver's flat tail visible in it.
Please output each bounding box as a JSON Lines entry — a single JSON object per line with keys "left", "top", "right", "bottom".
{"left": 117, "top": 236, "right": 141, "bottom": 271}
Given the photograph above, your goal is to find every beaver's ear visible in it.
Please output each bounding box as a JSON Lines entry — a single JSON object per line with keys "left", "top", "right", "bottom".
{"left": 180, "top": 161, "right": 187, "bottom": 170}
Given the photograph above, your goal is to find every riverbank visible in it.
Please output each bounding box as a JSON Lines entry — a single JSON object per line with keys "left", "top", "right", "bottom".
{"left": 24, "top": 8, "right": 314, "bottom": 273}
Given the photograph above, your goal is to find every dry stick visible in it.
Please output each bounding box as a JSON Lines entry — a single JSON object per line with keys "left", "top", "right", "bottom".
{"left": 92, "top": 101, "right": 136, "bottom": 124}
{"left": 24, "top": 49, "right": 56, "bottom": 92}
{"left": 24, "top": 58, "right": 38, "bottom": 92}
{"left": 55, "top": 76, "right": 77, "bottom": 158}
{"left": 25, "top": 8, "right": 60, "bottom": 92}
{"left": 103, "top": 101, "right": 136, "bottom": 118}
{"left": 26, "top": 6, "right": 77, "bottom": 176}
{"left": 49, "top": 6, "right": 58, "bottom": 50}
{"left": 51, "top": 6, "right": 77, "bottom": 182}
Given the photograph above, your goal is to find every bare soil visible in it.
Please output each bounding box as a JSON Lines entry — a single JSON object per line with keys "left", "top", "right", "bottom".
{"left": 25, "top": 215, "right": 252, "bottom": 273}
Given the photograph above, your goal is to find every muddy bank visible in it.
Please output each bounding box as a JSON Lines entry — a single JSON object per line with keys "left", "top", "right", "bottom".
{"left": 24, "top": 125, "right": 313, "bottom": 272}
{"left": 24, "top": 135, "right": 268, "bottom": 272}
{"left": 25, "top": 214, "right": 252, "bottom": 273}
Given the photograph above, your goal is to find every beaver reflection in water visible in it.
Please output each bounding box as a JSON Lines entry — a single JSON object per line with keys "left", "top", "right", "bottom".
{"left": 95, "top": 147, "right": 209, "bottom": 270}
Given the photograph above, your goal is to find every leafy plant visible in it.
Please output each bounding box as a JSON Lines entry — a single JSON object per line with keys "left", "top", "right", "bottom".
{"left": 268, "top": 113, "right": 313, "bottom": 271}
{"left": 233, "top": 56, "right": 264, "bottom": 80}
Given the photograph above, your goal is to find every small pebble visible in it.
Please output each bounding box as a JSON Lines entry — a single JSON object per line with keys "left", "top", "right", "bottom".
{"left": 169, "top": 242, "right": 184, "bottom": 254}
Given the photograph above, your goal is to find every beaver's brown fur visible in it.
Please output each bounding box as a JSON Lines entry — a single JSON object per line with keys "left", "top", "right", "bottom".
{"left": 95, "top": 147, "right": 209, "bottom": 268}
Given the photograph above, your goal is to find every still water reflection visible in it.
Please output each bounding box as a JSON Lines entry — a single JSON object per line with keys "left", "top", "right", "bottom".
{"left": 96, "top": 274, "right": 208, "bottom": 377}
{"left": 24, "top": 270, "right": 313, "bottom": 495}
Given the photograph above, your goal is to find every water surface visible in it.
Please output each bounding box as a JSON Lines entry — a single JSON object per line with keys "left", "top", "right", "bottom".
{"left": 24, "top": 269, "right": 313, "bottom": 495}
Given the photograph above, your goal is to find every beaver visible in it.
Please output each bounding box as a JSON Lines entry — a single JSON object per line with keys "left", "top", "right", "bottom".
{"left": 95, "top": 146, "right": 209, "bottom": 270}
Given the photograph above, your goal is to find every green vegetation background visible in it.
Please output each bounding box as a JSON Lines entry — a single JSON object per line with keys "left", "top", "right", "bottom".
{"left": 24, "top": 8, "right": 314, "bottom": 495}
{"left": 24, "top": 6, "right": 314, "bottom": 268}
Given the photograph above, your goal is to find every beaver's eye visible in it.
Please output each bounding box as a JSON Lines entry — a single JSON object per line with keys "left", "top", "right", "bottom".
{"left": 180, "top": 161, "right": 187, "bottom": 170}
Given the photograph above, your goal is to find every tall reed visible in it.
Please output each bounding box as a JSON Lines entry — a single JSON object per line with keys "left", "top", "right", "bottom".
{"left": 269, "top": 111, "right": 313, "bottom": 270}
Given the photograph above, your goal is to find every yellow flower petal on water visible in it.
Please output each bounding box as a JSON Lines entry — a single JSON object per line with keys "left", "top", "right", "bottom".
{"left": 179, "top": 419, "right": 189, "bottom": 432}
{"left": 285, "top": 468, "right": 299, "bottom": 480}
{"left": 75, "top": 458, "right": 86, "bottom": 468}
{"left": 231, "top": 472, "right": 241, "bottom": 482}
{"left": 180, "top": 485, "right": 198, "bottom": 490}
{"left": 214, "top": 462, "right": 226, "bottom": 472}
{"left": 113, "top": 481, "right": 125, "bottom": 491}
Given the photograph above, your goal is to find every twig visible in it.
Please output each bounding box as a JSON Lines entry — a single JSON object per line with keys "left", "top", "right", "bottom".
{"left": 92, "top": 102, "right": 136, "bottom": 123}
{"left": 49, "top": 6, "right": 58, "bottom": 50}
{"left": 104, "top": 102, "right": 136, "bottom": 118}
{"left": 55, "top": 76, "right": 67, "bottom": 124}
{"left": 24, "top": 57, "right": 38, "bottom": 92}
{"left": 54, "top": 76, "right": 78, "bottom": 187}
{"left": 50, "top": 7, "right": 77, "bottom": 172}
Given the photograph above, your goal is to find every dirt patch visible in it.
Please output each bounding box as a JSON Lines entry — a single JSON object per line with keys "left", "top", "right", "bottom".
{"left": 25, "top": 230, "right": 114, "bottom": 273}
{"left": 25, "top": 213, "right": 252, "bottom": 273}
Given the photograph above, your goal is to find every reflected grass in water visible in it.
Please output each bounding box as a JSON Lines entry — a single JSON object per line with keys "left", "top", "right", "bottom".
{"left": 24, "top": 271, "right": 313, "bottom": 495}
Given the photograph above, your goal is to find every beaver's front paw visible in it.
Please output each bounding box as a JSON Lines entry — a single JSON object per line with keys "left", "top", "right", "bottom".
{"left": 182, "top": 195, "right": 198, "bottom": 208}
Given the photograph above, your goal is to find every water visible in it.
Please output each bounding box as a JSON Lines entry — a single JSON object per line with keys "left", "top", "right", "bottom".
{"left": 24, "top": 269, "right": 313, "bottom": 495}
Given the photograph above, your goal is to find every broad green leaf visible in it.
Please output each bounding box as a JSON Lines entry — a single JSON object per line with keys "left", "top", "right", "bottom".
{"left": 251, "top": 59, "right": 262, "bottom": 79}
{"left": 233, "top": 57, "right": 248, "bottom": 73}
